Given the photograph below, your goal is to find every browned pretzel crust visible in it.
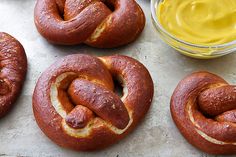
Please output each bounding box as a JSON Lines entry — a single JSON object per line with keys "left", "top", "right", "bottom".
{"left": 33, "top": 54, "right": 153, "bottom": 151}
{"left": 171, "top": 71, "right": 236, "bottom": 155}
{"left": 0, "top": 32, "right": 27, "bottom": 117}
{"left": 34, "top": 0, "right": 145, "bottom": 48}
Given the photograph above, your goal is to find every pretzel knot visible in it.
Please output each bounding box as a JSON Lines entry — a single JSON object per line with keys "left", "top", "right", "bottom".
{"left": 34, "top": 0, "right": 145, "bottom": 48}
{"left": 0, "top": 32, "right": 27, "bottom": 117}
{"left": 33, "top": 54, "right": 153, "bottom": 151}
{"left": 171, "top": 72, "right": 236, "bottom": 155}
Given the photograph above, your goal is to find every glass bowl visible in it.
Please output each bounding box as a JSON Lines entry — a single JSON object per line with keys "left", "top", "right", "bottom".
{"left": 151, "top": 0, "right": 236, "bottom": 59}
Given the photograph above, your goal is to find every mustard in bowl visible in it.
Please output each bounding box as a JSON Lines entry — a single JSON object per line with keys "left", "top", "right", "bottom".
{"left": 151, "top": 0, "right": 236, "bottom": 59}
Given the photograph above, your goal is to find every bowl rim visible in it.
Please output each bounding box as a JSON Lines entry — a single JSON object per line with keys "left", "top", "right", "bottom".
{"left": 150, "top": 0, "right": 236, "bottom": 49}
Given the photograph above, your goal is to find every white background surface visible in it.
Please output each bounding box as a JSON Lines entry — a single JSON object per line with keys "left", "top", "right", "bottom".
{"left": 0, "top": 0, "right": 235, "bottom": 157}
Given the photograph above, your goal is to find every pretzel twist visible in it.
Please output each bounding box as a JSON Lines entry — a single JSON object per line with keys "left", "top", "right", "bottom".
{"left": 0, "top": 32, "right": 27, "bottom": 117}
{"left": 33, "top": 54, "right": 153, "bottom": 151}
{"left": 34, "top": 0, "right": 145, "bottom": 48}
{"left": 171, "top": 71, "right": 236, "bottom": 155}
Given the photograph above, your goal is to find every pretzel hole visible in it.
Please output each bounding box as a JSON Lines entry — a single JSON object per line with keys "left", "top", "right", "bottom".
{"left": 103, "top": 0, "right": 115, "bottom": 12}
{"left": 112, "top": 75, "right": 128, "bottom": 101}
{"left": 113, "top": 77, "right": 123, "bottom": 97}
{"left": 55, "top": 0, "right": 65, "bottom": 19}
{"left": 57, "top": 75, "right": 78, "bottom": 112}
{"left": 57, "top": 7, "right": 64, "bottom": 20}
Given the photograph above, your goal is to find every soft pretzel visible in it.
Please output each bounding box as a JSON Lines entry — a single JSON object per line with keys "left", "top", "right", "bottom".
{"left": 33, "top": 54, "right": 153, "bottom": 151}
{"left": 34, "top": 0, "right": 145, "bottom": 48}
{"left": 0, "top": 32, "right": 27, "bottom": 117}
{"left": 171, "top": 71, "right": 236, "bottom": 155}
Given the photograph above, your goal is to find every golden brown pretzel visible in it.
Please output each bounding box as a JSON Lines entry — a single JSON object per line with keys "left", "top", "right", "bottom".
{"left": 34, "top": 0, "right": 145, "bottom": 48}
{"left": 0, "top": 32, "right": 27, "bottom": 117}
{"left": 171, "top": 71, "right": 236, "bottom": 155}
{"left": 33, "top": 54, "right": 153, "bottom": 151}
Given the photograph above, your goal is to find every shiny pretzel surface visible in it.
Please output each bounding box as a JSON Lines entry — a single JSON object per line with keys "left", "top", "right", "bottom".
{"left": 33, "top": 54, "right": 153, "bottom": 151}
{"left": 34, "top": 0, "right": 145, "bottom": 48}
{"left": 171, "top": 71, "right": 236, "bottom": 155}
{"left": 0, "top": 32, "right": 27, "bottom": 117}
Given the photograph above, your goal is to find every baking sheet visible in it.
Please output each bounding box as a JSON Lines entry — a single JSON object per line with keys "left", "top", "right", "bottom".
{"left": 0, "top": 0, "right": 236, "bottom": 157}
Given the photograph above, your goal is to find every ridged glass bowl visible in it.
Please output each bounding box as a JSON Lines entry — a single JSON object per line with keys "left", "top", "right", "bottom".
{"left": 151, "top": 0, "right": 236, "bottom": 59}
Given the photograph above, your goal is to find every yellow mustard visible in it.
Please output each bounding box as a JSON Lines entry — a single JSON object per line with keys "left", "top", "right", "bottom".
{"left": 157, "top": 0, "right": 236, "bottom": 46}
